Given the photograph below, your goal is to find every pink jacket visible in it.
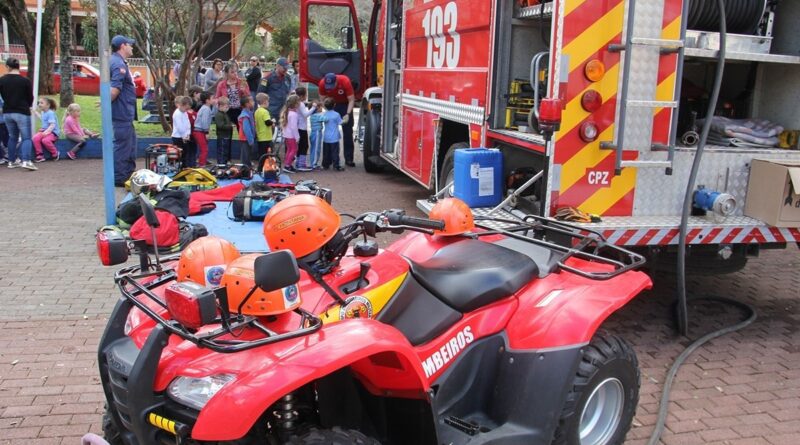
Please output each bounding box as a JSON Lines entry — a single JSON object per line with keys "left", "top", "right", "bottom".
{"left": 214, "top": 78, "right": 250, "bottom": 102}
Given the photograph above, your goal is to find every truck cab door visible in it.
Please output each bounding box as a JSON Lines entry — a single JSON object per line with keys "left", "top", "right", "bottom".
{"left": 300, "top": 0, "right": 366, "bottom": 98}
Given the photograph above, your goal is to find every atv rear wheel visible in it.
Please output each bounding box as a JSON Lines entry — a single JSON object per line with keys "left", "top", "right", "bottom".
{"left": 551, "top": 333, "right": 639, "bottom": 445}
{"left": 287, "top": 427, "right": 381, "bottom": 444}
{"left": 102, "top": 405, "right": 124, "bottom": 445}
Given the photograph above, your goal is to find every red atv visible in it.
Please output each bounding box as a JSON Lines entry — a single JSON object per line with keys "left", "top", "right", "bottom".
{"left": 96, "top": 195, "right": 650, "bottom": 445}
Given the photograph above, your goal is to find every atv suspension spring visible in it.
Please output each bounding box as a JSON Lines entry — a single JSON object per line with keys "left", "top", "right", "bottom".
{"left": 271, "top": 393, "right": 301, "bottom": 439}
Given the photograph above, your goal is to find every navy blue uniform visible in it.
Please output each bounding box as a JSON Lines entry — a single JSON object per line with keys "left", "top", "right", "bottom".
{"left": 110, "top": 52, "right": 138, "bottom": 184}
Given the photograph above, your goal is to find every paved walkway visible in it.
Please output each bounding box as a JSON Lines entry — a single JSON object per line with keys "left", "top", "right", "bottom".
{"left": 0, "top": 157, "right": 798, "bottom": 444}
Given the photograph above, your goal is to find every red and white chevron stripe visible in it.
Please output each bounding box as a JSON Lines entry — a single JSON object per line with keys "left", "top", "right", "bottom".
{"left": 601, "top": 227, "right": 800, "bottom": 246}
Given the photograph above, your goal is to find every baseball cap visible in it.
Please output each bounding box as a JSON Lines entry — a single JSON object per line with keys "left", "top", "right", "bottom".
{"left": 276, "top": 57, "right": 289, "bottom": 69}
{"left": 324, "top": 73, "right": 337, "bottom": 89}
{"left": 111, "top": 35, "right": 135, "bottom": 48}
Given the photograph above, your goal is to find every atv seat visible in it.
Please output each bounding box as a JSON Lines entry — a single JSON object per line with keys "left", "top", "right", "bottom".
{"left": 409, "top": 239, "right": 538, "bottom": 313}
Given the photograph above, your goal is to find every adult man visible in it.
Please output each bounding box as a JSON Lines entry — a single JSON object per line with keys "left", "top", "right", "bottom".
{"left": 245, "top": 56, "right": 262, "bottom": 102}
{"left": 0, "top": 57, "right": 36, "bottom": 170}
{"left": 257, "top": 57, "right": 291, "bottom": 118}
{"left": 318, "top": 72, "right": 356, "bottom": 167}
{"left": 109, "top": 35, "right": 138, "bottom": 186}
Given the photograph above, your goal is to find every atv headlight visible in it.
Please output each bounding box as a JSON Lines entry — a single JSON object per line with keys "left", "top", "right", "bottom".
{"left": 167, "top": 374, "right": 235, "bottom": 410}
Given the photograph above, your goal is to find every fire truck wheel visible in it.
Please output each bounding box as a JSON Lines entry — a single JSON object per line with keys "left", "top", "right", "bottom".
{"left": 363, "top": 109, "right": 384, "bottom": 173}
{"left": 287, "top": 427, "right": 382, "bottom": 444}
{"left": 102, "top": 405, "right": 124, "bottom": 445}
{"left": 438, "top": 142, "right": 470, "bottom": 196}
{"left": 551, "top": 333, "right": 639, "bottom": 445}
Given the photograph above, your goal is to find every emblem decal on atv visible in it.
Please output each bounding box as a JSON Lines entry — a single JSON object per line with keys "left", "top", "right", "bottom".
{"left": 422, "top": 326, "right": 474, "bottom": 378}
{"left": 339, "top": 295, "right": 373, "bottom": 319}
{"left": 283, "top": 285, "right": 299, "bottom": 307}
{"left": 204, "top": 265, "right": 226, "bottom": 287}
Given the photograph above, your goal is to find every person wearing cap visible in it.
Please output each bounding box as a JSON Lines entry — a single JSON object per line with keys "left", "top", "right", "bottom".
{"left": 0, "top": 57, "right": 36, "bottom": 170}
{"left": 133, "top": 71, "right": 146, "bottom": 98}
{"left": 245, "top": 56, "right": 262, "bottom": 103}
{"left": 257, "top": 57, "right": 291, "bottom": 118}
{"left": 109, "top": 35, "right": 138, "bottom": 186}
{"left": 318, "top": 72, "right": 356, "bottom": 167}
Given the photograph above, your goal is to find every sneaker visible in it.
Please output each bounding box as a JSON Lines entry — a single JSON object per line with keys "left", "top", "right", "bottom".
{"left": 346, "top": 162, "right": 356, "bottom": 167}
{"left": 313, "top": 166, "right": 323, "bottom": 171}
{"left": 334, "top": 166, "right": 345, "bottom": 172}
{"left": 34, "top": 157, "right": 46, "bottom": 163}
{"left": 7, "top": 159, "right": 21, "bottom": 169}
{"left": 67, "top": 151, "right": 77, "bottom": 160}
{"left": 296, "top": 165, "right": 313, "bottom": 172}
{"left": 20, "top": 161, "right": 38, "bottom": 171}
{"left": 283, "top": 166, "right": 296, "bottom": 173}
{"left": 52, "top": 152, "right": 60, "bottom": 161}
{"left": 0, "top": 158, "right": 8, "bottom": 165}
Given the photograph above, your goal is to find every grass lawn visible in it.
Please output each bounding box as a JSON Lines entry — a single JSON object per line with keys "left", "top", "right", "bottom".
{"left": 54, "top": 95, "right": 172, "bottom": 138}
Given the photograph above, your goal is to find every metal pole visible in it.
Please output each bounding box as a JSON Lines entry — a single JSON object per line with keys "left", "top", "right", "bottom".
{"left": 97, "top": 0, "right": 117, "bottom": 225}
{"left": 31, "top": 0, "right": 44, "bottom": 133}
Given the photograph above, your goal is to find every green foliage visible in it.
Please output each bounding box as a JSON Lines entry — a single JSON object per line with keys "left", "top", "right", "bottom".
{"left": 80, "top": 16, "right": 134, "bottom": 56}
{"left": 271, "top": 18, "right": 300, "bottom": 56}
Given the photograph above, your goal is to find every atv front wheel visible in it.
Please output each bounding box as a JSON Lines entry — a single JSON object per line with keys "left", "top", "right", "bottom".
{"left": 551, "top": 333, "right": 639, "bottom": 445}
{"left": 102, "top": 405, "right": 124, "bottom": 445}
{"left": 287, "top": 427, "right": 381, "bottom": 444}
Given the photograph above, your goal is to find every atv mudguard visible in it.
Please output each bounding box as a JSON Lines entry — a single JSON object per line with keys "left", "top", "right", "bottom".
{"left": 172, "top": 319, "right": 429, "bottom": 441}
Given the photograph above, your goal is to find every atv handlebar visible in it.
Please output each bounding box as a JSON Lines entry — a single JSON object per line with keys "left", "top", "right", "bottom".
{"left": 386, "top": 212, "right": 445, "bottom": 231}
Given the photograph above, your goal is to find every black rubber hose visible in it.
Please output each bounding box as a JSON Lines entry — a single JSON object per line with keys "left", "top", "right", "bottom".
{"left": 648, "top": 2, "right": 758, "bottom": 444}
{"left": 688, "top": 0, "right": 765, "bottom": 34}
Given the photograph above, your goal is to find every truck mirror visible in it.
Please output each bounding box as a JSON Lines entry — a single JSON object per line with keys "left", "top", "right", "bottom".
{"left": 340, "top": 26, "right": 354, "bottom": 49}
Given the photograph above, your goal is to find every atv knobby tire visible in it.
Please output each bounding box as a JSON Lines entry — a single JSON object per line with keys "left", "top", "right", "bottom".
{"left": 551, "top": 333, "right": 639, "bottom": 445}
{"left": 102, "top": 405, "right": 124, "bottom": 445}
{"left": 287, "top": 427, "right": 381, "bottom": 445}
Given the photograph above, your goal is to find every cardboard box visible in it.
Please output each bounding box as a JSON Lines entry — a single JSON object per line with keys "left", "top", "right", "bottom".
{"left": 744, "top": 159, "right": 800, "bottom": 227}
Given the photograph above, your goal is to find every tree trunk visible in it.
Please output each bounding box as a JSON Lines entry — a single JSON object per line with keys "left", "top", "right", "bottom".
{"left": 58, "top": 0, "right": 74, "bottom": 107}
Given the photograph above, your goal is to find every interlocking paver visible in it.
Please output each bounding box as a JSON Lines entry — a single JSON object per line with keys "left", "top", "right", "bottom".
{"left": 1, "top": 157, "right": 798, "bottom": 444}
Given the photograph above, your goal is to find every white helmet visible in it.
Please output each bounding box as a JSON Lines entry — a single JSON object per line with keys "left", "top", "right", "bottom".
{"left": 130, "top": 169, "right": 171, "bottom": 195}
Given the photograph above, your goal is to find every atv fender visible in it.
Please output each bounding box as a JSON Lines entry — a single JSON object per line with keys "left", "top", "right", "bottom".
{"left": 187, "top": 319, "right": 429, "bottom": 441}
{"left": 506, "top": 268, "right": 652, "bottom": 350}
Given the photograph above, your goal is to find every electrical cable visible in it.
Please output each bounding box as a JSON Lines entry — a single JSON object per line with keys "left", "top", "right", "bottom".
{"left": 648, "top": 1, "right": 758, "bottom": 443}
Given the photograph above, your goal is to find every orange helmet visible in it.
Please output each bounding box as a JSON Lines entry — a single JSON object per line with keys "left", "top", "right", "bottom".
{"left": 429, "top": 198, "right": 474, "bottom": 236}
{"left": 220, "top": 254, "right": 301, "bottom": 316}
{"left": 263, "top": 194, "right": 341, "bottom": 259}
{"left": 177, "top": 236, "right": 241, "bottom": 286}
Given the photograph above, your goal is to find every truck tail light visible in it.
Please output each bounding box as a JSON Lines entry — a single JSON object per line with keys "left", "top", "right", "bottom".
{"left": 580, "top": 122, "right": 599, "bottom": 142}
{"left": 96, "top": 231, "right": 130, "bottom": 266}
{"left": 581, "top": 90, "right": 603, "bottom": 112}
{"left": 165, "top": 282, "right": 218, "bottom": 330}
{"left": 584, "top": 60, "right": 606, "bottom": 82}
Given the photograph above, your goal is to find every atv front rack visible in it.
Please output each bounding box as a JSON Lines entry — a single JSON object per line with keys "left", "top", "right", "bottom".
{"left": 473, "top": 214, "right": 646, "bottom": 280}
{"left": 114, "top": 263, "right": 323, "bottom": 353}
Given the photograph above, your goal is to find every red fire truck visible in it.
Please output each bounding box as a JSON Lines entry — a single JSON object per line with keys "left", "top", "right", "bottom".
{"left": 299, "top": 0, "right": 800, "bottom": 271}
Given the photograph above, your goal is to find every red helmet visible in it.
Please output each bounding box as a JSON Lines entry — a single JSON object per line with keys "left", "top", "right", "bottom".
{"left": 263, "top": 194, "right": 341, "bottom": 259}
{"left": 177, "top": 236, "right": 241, "bottom": 286}
{"left": 221, "top": 254, "right": 301, "bottom": 316}
{"left": 429, "top": 198, "right": 474, "bottom": 236}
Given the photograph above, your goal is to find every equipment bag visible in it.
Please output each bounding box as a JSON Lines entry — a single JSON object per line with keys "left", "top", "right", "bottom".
{"left": 167, "top": 168, "right": 218, "bottom": 192}
{"left": 231, "top": 182, "right": 287, "bottom": 221}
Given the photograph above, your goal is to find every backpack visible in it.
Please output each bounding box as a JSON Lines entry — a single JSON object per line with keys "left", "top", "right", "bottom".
{"left": 231, "top": 182, "right": 287, "bottom": 221}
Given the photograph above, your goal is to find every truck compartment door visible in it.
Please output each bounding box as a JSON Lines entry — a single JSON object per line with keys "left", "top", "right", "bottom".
{"left": 300, "top": 0, "right": 366, "bottom": 96}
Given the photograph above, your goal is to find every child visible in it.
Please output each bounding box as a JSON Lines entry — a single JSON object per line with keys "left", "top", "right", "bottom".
{"left": 237, "top": 95, "right": 256, "bottom": 166}
{"left": 279, "top": 94, "right": 301, "bottom": 173}
{"left": 193, "top": 92, "right": 213, "bottom": 166}
{"left": 33, "top": 97, "right": 60, "bottom": 162}
{"left": 308, "top": 105, "right": 324, "bottom": 170}
{"left": 214, "top": 97, "right": 233, "bottom": 165}
{"left": 254, "top": 93, "right": 274, "bottom": 155}
{"left": 63, "top": 103, "right": 99, "bottom": 160}
{"left": 321, "top": 97, "right": 344, "bottom": 171}
{"left": 172, "top": 96, "right": 193, "bottom": 166}
{"left": 294, "top": 86, "right": 316, "bottom": 171}
{"left": 188, "top": 85, "right": 203, "bottom": 112}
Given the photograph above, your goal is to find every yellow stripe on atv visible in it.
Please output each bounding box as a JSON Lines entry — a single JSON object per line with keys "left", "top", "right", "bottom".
{"left": 320, "top": 273, "right": 408, "bottom": 323}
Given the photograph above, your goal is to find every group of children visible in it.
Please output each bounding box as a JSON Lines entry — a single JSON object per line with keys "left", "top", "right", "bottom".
{"left": 172, "top": 85, "right": 347, "bottom": 173}
{"left": 24, "top": 98, "right": 98, "bottom": 163}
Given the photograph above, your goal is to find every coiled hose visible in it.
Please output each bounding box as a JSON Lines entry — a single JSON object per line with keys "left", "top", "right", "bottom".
{"left": 688, "top": 0, "right": 767, "bottom": 34}
{"left": 649, "top": 1, "right": 757, "bottom": 443}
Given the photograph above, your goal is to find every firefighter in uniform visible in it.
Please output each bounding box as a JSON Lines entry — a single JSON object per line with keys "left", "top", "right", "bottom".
{"left": 318, "top": 73, "right": 356, "bottom": 167}
{"left": 109, "top": 35, "right": 138, "bottom": 186}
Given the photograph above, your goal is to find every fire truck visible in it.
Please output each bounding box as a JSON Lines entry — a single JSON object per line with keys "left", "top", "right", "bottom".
{"left": 299, "top": 0, "right": 800, "bottom": 272}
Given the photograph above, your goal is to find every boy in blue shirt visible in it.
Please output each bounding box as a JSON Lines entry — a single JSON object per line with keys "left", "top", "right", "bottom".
{"left": 308, "top": 105, "right": 324, "bottom": 170}
{"left": 321, "top": 98, "right": 344, "bottom": 171}
{"left": 237, "top": 96, "right": 256, "bottom": 166}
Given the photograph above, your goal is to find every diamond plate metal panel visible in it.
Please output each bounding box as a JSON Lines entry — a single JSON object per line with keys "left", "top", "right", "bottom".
{"left": 633, "top": 148, "right": 800, "bottom": 216}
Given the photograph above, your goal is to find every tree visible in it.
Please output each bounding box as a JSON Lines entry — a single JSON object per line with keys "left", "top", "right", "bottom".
{"left": 58, "top": 0, "right": 74, "bottom": 107}
{"left": 0, "top": 0, "right": 59, "bottom": 94}
{"left": 271, "top": 19, "right": 299, "bottom": 57}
